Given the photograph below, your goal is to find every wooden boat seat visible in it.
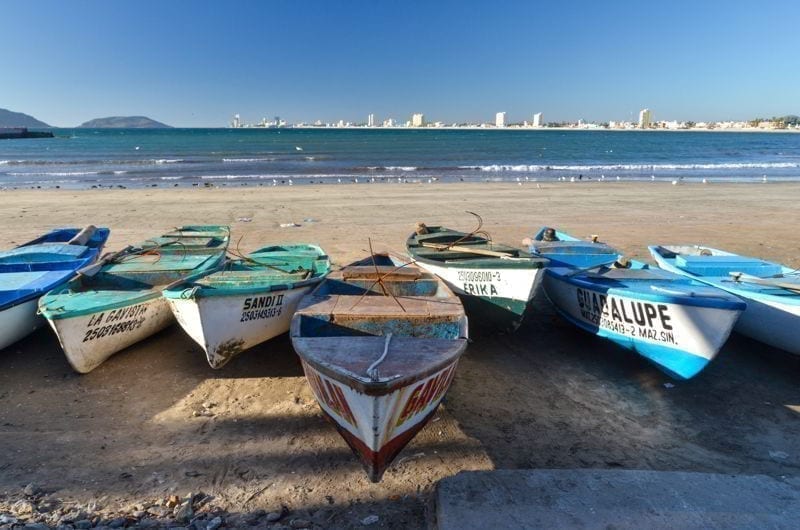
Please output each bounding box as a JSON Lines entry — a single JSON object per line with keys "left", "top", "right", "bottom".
{"left": 676, "top": 255, "right": 782, "bottom": 277}
{"left": 300, "top": 293, "right": 463, "bottom": 317}
{"left": 105, "top": 254, "right": 217, "bottom": 273}
{"left": 340, "top": 266, "right": 423, "bottom": 280}
{"left": 583, "top": 268, "right": 673, "bottom": 281}
{"left": 533, "top": 241, "right": 617, "bottom": 255}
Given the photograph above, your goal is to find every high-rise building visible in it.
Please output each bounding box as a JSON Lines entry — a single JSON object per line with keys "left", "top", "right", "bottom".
{"left": 411, "top": 113, "right": 425, "bottom": 127}
{"left": 495, "top": 112, "right": 507, "bottom": 127}
{"left": 367, "top": 114, "right": 375, "bottom": 127}
{"left": 533, "top": 112, "right": 543, "bottom": 127}
{"left": 231, "top": 114, "right": 241, "bottom": 128}
{"left": 638, "top": 109, "right": 652, "bottom": 129}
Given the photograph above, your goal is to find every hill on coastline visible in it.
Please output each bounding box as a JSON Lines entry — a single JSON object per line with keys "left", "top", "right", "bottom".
{"left": 0, "top": 108, "right": 51, "bottom": 128}
{"left": 77, "top": 116, "right": 172, "bottom": 128}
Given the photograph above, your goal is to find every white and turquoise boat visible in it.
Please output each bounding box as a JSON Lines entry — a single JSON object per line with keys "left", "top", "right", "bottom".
{"left": 529, "top": 228, "right": 745, "bottom": 379}
{"left": 39, "top": 226, "right": 229, "bottom": 373}
{"left": 0, "top": 226, "right": 110, "bottom": 351}
{"left": 164, "top": 244, "right": 330, "bottom": 369}
{"left": 649, "top": 245, "right": 800, "bottom": 355}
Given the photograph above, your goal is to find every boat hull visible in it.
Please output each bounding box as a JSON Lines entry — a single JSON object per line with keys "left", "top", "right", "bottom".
{"left": 543, "top": 273, "right": 741, "bottom": 379}
{"left": 650, "top": 250, "right": 800, "bottom": 355}
{"left": 300, "top": 356, "right": 460, "bottom": 482}
{"left": 413, "top": 260, "right": 542, "bottom": 331}
{"left": 728, "top": 296, "right": 800, "bottom": 355}
{"left": 167, "top": 284, "right": 315, "bottom": 368}
{"left": 47, "top": 296, "right": 174, "bottom": 373}
{"left": 0, "top": 299, "right": 43, "bottom": 350}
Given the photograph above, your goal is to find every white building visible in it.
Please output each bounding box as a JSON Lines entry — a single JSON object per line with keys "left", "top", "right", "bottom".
{"left": 383, "top": 118, "right": 395, "bottom": 127}
{"left": 411, "top": 113, "right": 425, "bottom": 127}
{"left": 638, "top": 108, "right": 652, "bottom": 129}
{"left": 230, "top": 114, "right": 241, "bottom": 128}
{"left": 495, "top": 112, "right": 507, "bottom": 127}
{"left": 532, "top": 112, "right": 543, "bottom": 127}
{"left": 367, "top": 114, "right": 375, "bottom": 127}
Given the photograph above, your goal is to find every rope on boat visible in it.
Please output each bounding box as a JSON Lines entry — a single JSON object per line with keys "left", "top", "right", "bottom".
{"left": 225, "top": 233, "right": 310, "bottom": 275}
{"left": 367, "top": 333, "right": 393, "bottom": 381}
{"left": 441, "top": 211, "right": 493, "bottom": 250}
{"left": 348, "top": 239, "right": 408, "bottom": 312}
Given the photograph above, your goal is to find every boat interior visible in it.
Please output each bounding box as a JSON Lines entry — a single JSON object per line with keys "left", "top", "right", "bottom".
{"left": 295, "top": 265, "right": 465, "bottom": 339}
{"left": 409, "top": 226, "right": 534, "bottom": 261}
{"left": 652, "top": 245, "right": 784, "bottom": 277}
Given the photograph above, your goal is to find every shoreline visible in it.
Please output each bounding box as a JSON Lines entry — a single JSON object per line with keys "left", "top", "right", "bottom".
{"left": 2, "top": 175, "right": 798, "bottom": 192}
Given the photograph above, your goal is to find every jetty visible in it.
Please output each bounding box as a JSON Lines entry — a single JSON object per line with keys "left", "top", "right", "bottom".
{"left": 0, "top": 127, "right": 53, "bottom": 139}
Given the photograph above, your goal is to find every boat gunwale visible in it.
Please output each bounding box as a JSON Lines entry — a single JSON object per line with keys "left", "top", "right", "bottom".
{"left": 649, "top": 244, "right": 800, "bottom": 304}
{"left": 162, "top": 243, "right": 331, "bottom": 299}
{"left": 0, "top": 227, "right": 110, "bottom": 312}
{"left": 545, "top": 263, "right": 745, "bottom": 310}
{"left": 406, "top": 229, "right": 549, "bottom": 269}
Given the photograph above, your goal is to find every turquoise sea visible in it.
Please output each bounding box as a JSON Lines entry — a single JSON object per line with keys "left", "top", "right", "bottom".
{"left": 1, "top": 128, "right": 800, "bottom": 188}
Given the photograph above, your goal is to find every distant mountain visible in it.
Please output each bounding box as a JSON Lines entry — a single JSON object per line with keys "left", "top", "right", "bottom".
{"left": 0, "top": 108, "right": 51, "bottom": 128}
{"left": 77, "top": 116, "right": 172, "bottom": 128}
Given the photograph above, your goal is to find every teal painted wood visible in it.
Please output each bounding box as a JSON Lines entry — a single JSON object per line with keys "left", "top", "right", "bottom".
{"left": 39, "top": 226, "right": 229, "bottom": 319}
{"left": 163, "top": 243, "right": 331, "bottom": 299}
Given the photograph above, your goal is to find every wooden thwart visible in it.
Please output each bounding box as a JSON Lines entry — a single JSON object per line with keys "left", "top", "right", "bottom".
{"left": 420, "top": 242, "right": 512, "bottom": 258}
{"left": 341, "top": 266, "right": 422, "bottom": 280}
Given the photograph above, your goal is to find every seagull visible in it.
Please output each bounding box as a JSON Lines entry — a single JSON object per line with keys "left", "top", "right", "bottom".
{"left": 295, "top": 146, "right": 303, "bottom": 151}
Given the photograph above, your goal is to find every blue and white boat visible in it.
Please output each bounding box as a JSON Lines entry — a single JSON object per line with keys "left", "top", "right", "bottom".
{"left": 649, "top": 244, "right": 800, "bottom": 356}
{"left": 0, "top": 226, "right": 110, "bottom": 350}
{"left": 528, "top": 228, "right": 745, "bottom": 379}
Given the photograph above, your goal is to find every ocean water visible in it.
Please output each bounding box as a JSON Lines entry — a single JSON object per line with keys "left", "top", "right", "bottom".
{"left": 1, "top": 128, "right": 799, "bottom": 188}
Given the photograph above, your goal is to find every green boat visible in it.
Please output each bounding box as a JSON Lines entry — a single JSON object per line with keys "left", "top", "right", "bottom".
{"left": 406, "top": 223, "right": 548, "bottom": 332}
{"left": 39, "top": 226, "right": 229, "bottom": 373}
{"left": 164, "top": 243, "right": 330, "bottom": 369}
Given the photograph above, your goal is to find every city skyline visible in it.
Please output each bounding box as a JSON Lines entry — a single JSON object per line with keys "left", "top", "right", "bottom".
{"left": 3, "top": 1, "right": 800, "bottom": 127}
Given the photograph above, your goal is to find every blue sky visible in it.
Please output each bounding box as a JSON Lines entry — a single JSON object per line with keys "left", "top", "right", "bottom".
{"left": 2, "top": 0, "right": 798, "bottom": 126}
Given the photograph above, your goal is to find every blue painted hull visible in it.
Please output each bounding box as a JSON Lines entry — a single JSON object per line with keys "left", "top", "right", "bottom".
{"left": 533, "top": 228, "right": 744, "bottom": 379}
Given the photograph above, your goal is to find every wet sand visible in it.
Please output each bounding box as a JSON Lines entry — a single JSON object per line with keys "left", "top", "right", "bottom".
{"left": 1, "top": 182, "right": 799, "bottom": 529}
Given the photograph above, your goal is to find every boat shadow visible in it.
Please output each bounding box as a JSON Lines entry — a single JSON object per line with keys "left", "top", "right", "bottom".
{"left": 445, "top": 290, "right": 800, "bottom": 476}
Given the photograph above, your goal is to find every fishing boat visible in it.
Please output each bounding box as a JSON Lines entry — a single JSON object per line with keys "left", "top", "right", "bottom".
{"left": 0, "top": 226, "right": 109, "bottom": 350}
{"left": 290, "top": 254, "right": 468, "bottom": 481}
{"left": 405, "top": 214, "right": 547, "bottom": 332}
{"left": 39, "top": 226, "right": 229, "bottom": 373}
{"left": 163, "top": 244, "right": 330, "bottom": 369}
{"left": 530, "top": 228, "right": 745, "bottom": 379}
{"left": 649, "top": 245, "right": 800, "bottom": 355}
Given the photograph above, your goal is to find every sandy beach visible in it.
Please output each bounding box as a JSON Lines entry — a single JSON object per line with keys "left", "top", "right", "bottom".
{"left": 1, "top": 181, "right": 800, "bottom": 529}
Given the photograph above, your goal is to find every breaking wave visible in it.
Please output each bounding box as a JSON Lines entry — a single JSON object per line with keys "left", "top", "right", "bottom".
{"left": 467, "top": 162, "right": 800, "bottom": 172}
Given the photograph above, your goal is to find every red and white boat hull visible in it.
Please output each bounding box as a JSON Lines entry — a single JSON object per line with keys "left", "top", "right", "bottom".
{"left": 301, "top": 357, "right": 460, "bottom": 482}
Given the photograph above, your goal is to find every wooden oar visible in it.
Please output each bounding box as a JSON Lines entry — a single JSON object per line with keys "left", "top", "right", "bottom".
{"left": 77, "top": 245, "right": 134, "bottom": 277}
{"left": 729, "top": 271, "right": 800, "bottom": 293}
{"left": 420, "top": 242, "right": 512, "bottom": 258}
